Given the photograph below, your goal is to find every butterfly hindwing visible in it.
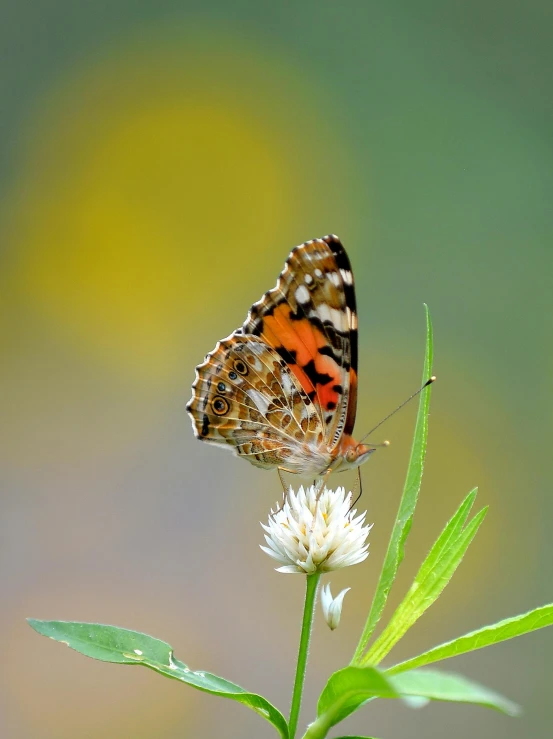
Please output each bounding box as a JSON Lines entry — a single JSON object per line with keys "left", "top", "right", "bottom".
{"left": 187, "top": 332, "right": 330, "bottom": 472}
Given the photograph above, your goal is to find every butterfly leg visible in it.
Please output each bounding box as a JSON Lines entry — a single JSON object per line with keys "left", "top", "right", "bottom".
{"left": 270, "top": 468, "right": 289, "bottom": 519}
{"left": 315, "top": 469, "right": 332, "bottom": 501}
{"left": 278, "top": 468, "right": 287, "bottom": 496}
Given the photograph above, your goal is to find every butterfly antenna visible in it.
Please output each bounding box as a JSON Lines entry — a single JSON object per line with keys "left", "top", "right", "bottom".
{"left": 358, "top": 376, "right": 436, "bottom": 445}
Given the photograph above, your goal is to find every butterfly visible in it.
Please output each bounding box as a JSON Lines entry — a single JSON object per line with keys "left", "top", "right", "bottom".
{"left": 186, "top": 235, "right": 374, "bottom": 477}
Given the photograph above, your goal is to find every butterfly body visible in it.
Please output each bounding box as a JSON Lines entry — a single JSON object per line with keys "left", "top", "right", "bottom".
{"left": 187, "top": 235, "right": 374, "bottom": 477}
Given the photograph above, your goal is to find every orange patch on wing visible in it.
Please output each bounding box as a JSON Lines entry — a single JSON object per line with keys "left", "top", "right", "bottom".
{"left": 285, "top": 315, "right": 325, "bottom": 366}
{"left": 263, "top": 305, "right": 326, "bottom": 365}
{"left": 317, "top": 382, "right": 340, "bottom": 411}
{"left": 260, "top": 304, "right": 344, "bottom": 412}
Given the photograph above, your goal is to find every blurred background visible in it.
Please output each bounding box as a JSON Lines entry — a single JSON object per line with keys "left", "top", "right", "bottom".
{"left": 1, "top": 2, "right": 552, "bottom": 737}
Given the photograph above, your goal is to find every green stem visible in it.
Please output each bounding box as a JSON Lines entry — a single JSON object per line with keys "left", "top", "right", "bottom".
{"left": 289, "top": 572, "right": 321, "bottom": 739}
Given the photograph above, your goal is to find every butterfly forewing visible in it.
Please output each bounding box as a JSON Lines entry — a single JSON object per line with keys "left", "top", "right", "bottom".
{"left": 242, "top": 235, "right": 358, "bottom": 451}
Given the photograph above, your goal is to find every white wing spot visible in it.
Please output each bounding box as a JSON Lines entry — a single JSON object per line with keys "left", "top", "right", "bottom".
{"left": 340, "top": 268, "right": 353, "bottom": 285}
{"left": 328, "top": 271, "right": 341, "bottom": 286}
{"left": 281, "top": 372, "right": 294, "bottom": 396}
{"left": 329, "top": 306, "right": 344, "bottom": 327}
{"left": 314, "top": 268, "right": 323, "bottom": 278}
{"left": 319, "top": 304, "right": 346, "bottom": 329}
{"left": 247, "top": 388, "right": 270, "bottom": 414}
{"left": 295, "top": 285, "right": 310, "bottom": 304}
{"left": 304, "top": 274, "right": 313, "bottom": 285}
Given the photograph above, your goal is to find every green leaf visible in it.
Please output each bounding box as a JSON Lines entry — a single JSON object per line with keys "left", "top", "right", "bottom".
{"left": 309, "top": 664, "right": 518, "bottom": 735}
{"left": 27, "top": 620, "right": 289, "bottom": 738}
{"left": 421, "top": 488, "right": 478, "bottom": 566}
{"left": 306, "top": 667, "right": 398, "bottom": 737}
{"left": 388, "top": 603, "right": 553, "bottom": 675}
{"left": 352, "top": 305, "right": 434, "bottom": 663}
{"left": 311, "top": 667, "right": 429, "bottom": 734}
{"left": 390, "top": 669, "right": 520, "bottom": 716}
{"left": 318, "top": 667, "right": 398, "bottom": 724}
{"left": 362, "top": 491, "right": 487, "bottom": 665}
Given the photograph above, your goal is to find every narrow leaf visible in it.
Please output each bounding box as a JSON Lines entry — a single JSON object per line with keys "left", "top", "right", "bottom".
{"left": 318, "top": 666, "right": 398, "bottom": 719}
{"left": 418, "top": 488, "right": 477, "bottom": 572}
{"left": 313, "top": 664, "right": 517, "bottom": 734}
{"left": 28, "top": 620, "right": 288, "bottom": 738}
{"left": 388, "top": 603, "right": 553, "bottom": 675}
{"left": 311, "top": 669, "right": 426, "bottom": 732}
{"left": 352, "top": 305, "right": 434, "bottom": 663}
{"left": 362, "top": 497, "right": 487, "bottom": 665}
{"left": 309, "top": 667, "right": 399, "bottom": 736}
{"left": 390, "top": 668, "right": 520, "bottom": 716}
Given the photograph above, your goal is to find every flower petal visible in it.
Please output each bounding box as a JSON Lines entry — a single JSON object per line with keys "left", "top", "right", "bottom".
{"left": 261, "top": 485, "right": 372, "bottom": 574}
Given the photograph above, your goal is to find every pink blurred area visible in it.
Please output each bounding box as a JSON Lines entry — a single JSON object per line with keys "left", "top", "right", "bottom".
{"left": 2, "top": 3, "right": 552, "bottom": 738}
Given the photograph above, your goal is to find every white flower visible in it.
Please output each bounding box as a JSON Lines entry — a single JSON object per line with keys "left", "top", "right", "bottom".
{"left": 321, "top": 583, "right": 350, "bottom": 630}
{"left": 260, "top": 485, "right": 372, "bottom": 574}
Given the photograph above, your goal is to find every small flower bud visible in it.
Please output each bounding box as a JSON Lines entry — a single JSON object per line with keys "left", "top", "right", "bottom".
{"left": 321, "top": 583, "right": 350, "bottom": 630}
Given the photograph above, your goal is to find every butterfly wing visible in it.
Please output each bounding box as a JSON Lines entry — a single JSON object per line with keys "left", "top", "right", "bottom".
{"left": 242, "top": 235, "right": 358, "bottom": 452}
{"left": 187, "top": 332, "right": 330, "bottom": 473}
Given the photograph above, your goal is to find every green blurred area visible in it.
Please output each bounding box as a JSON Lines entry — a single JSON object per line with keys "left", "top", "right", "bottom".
{"left": 1, "top": 2, "right": 552, "bottom": 737}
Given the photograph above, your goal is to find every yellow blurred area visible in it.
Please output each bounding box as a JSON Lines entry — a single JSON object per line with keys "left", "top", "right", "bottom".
{"left": 0, "top": 26, "right": 357, "bottom": 739}
{"left": 3, "top": 36, "right": 350, "bottom": 386}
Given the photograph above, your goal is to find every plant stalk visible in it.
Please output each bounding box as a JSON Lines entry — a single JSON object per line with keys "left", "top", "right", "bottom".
{"left": 289, "top": 572, "right": 321, "bottom": 739}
